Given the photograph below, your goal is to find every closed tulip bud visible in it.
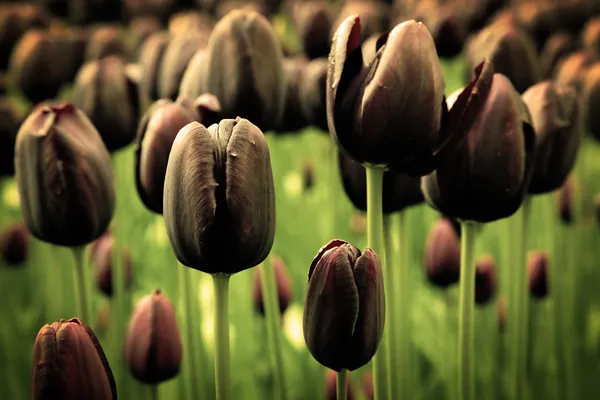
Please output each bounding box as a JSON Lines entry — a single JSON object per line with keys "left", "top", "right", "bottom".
{"left": 163, "top": 118, "right": 275, "bottom": 274}
{"left": 303, "top": 239, "right": 384, "bottom": 371}
{"left": 424, "top": 218, "right": 460, "bottom": 288}
{"left": 0, "top": 4, "right": 49, "bottom": 69}
{"left": 15, "top": 103, "right": 115, "bottom": 246}
{"left": 523, "top": 82, "right": 580, "bottom": 194}
{"left": 338, "top": 150, "right": 423, "bottom": 213}
{"left": 138, "top": 32, "right": 169, "bottom": 102}
{"left": 31, "top": 318, "right": 117, "bottom": 399}
{"left": 0, "top": 222, "right": 30, "bottom": 266}
{"left": 557, "top": 176, "right": 574, "bottom": 224}
{"left": 125, "top": 0, "right": 177, "bottom": 22}
{"left": 412, "top": 4, "right": 467, "bottom": 59}
{"left": 423, "top": 71, "right": 536, "bottom": 223}
{"left": 278, "top": 56, "right": 309, "bottom": 132}
{"left": 126, "top": 17, "right": 162, "bottom": 61}
{"left": 582, "top": 17, "right": 600, "bottom": 58}
{"left": 475, "top": 255, "right": 496, "bottom": 305}
{"left": 328, "top": 16, "right": 493, "bottom": 174}
{"left": 72, "top": 56, "right": 141, "bottom": 151}
{"left": 135, "top": 98, "right": 198, "bottom": 214}
{"left": 125, "top": 290, "right": 182, "bottom": 384}
{"left": 85, "top": 26, "right": 126, "bottom": 61}
{"left": 0, "top": 98, "right": 24, "bottom": 176}
{"left": 528, "top": 251, "right": 549, "bottom": 299}
{"left": 252, "top": 255, "right": 293, "bottom": 315}
{"left": 325, "top": 369, "right": 354, "bottom": 400}
{"left": 303, "top": 162, "right": 315, "bottom": 191}
{"left": 540, "top": 32, "right": 578, "bottom": 78}
{"left": 299, "top": 57, "right": 328, "bottom": 131}
{"left": 465, "top": 22, "right": 540, "bottom": 94}
{"left": 91, "top": 232, "right": 133, "bottom": 296}
{"left": 497, "top": 295, "right": 507, "bottom": 332}
{"left": 583, "top": 63, "right": 600, "bottom": 142}
{"left": 192, "top": 93, "right": 222, "bottom": 127}
{"left": 9, "top": 29, "right": 63, "bottom": 104}
{"left": 178, "top": 49, "right": 207, "bottom": 100}
{"left": 51, "top": 27, "right": 89, "bottom": 84}
{"left": 553, "top": 51, "right": 595, "bottom": 94}
{"left": 332, "top": 1, "right": 390, "bottom": 41}
{"left": 167, "top": 11, "right": 212, "bottom": 38}
{"left": 201, "top": 10, "right": 285, "bottom": 130}
{"left": 158, "top": 34, "right": 207, "bottom": 100}
{"left": 292, "top": 1, "right": 332, "bottom": 59}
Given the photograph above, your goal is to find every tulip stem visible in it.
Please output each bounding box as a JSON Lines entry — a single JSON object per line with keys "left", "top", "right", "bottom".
{"left": 260, "top": 262, "right": 287, "bottom": 400}
{"left": 337, "top": 369, "right": 348, "bottom": 400}
{"left": 457, "top": 220, "right": 478, "bottom": 400}
{"left": 213, "top": 274, "right": 232, "bottom": 400}
{"left": 71, "top": 246, "right": 92, "bottom": 324}
{"left": 150, "top": 384, "right": 159, "bottom": 400}
{"left": 366, "top": 166, "right": 391, "bottom": 400}
{"left": 179, "top": 265, "right": 197, "bottom": 400}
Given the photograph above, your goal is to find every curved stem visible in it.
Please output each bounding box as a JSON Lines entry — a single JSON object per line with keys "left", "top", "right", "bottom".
{"left": 458, "top": 221, "right": 478, "bottom": 400}
{"left": 366, "top": 166, "right": 390, "bottom": 400}
{"left": 260, "top": 262, "right": 287, "bottom": 400}
{"left": 179, "top": 265, "right": 197, "bottom": 400}
{"left": 71, "top": 246, "right": 92, "bottom": 324}
{"left": 213, "top": 274, "right": 232, "bottom": 400}
{"left": 337, "top": 369, "right": 348, "bottom": 400}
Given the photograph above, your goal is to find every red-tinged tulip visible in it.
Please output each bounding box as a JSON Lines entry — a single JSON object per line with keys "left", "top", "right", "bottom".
{"left": 252, "top": 255, "right": 293, "bottom": 315}
{"left": 303, "top": 239, "right": 385, "bottom": 371}
{"left": 167, "top": 11, "right": 212, "bottom": 38}
{"left": 332, "top": 1, "right": 390, "bottom": 41}
{"left": 424, "top": 218, "right": 460, "bottom": 288}
{"left": 325, "top": 369, "right": 354, "bottom": 400}
{"left": 31, "top": 318, "right": 117, "bottom": 399}
{"left": 0, "top": 222, "right": 29, "bottom": 266}
{"left": 0, "top": 4, "right": 49, "bottom": 69}
{"left": 582, "top": 17, "right": 600, "bottom": 58}
{"left": 299, "top": 57, "right": 328, "bottom": 131}
{"left": 91, "top": 232, "right": 133, "bottom": 297}
{"left": 528, "top": 251, "right": 549, "bottom": 298}
{"left": 125, "top": 290, "right": 183, "bottom": 384}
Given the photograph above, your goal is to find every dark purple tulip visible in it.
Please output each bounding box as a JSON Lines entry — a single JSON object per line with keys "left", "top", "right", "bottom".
{"left": 72, "top": 56, "right": 141, "bottom": 151}
{"left": 522, "top": 82, "right": 580, "bottom": 194}
{"left": 135, "top": 97, "right": 198, "bottom": 214}
{"left": 299, "top": 57, "right": 328, "bottom": 131}
{"left": 85, "top": 26, "right": 126, "bottom": 61}
{"left": 277, "top": 56, "right": 309, "bottom": 132}
{"left": 412, "top": 3, "right": 467, "bottom": 58}
{"left": 15, "top": 104, "right": 115, "bottom": 246}
{"left": 91, "top": 232, "right": 133, "bottom": 296}
{"left": 96, "top": 303, "right": 111, "bottom": 336}
{"left": 303, "top": 162, "right": 315, "bottom": 191}
{"left": 326, "top": 369, "right": 354, "bottom": 400}
{"left": 51, "top": 27, "right": 89, "bottom": 84}
{"left": 424, "top": 218, "right": 460, "bottom": 288}
{"left": 0, "top": 98, "right": 24, "bottom": 176}
{"left": 125, "top": 290, "right": 182, "bottom": 384}
{"left": 557, "top": 176, "right": 574, "bottom": 224}
{"left": 0, "top": 222, "right": 30, "bottom": 266}
{"left": 303, "top": 239, "right": 384, "bottom": 371}
{"left": 163, "top": 119, "right": 275, "bottom": 275}
{"left": 540, "top": 32, "right": 578, "bottom": 78}
{"left": 292, "top": 1, "right": 332, "bottom": 59}
{"left": 178, "top": 49, "right": 207, "bottom": 100}
{"left": 475, "top": 255, "right": 496, "bottom": 305}
{"left": 125, "top": 17, "right": 162, "bottom": 61}
{"left": 327, "top": 16, "right": 493, "bottom": 175}
{"left": 582, "top": 63, "right": 600, "bottom": 142}
{"left": 422, "top": 71, "right": 536, "bottom": 223}
{"left": 582, "top": 17, "right": 600, "bottom": 58}
{"left": 31, "top": 318, "right": 117, "bottom": 399}
{"left": 332, "top": 1, "right": 390, "bottom": 41}
{"left": 138, "top": 31, "right": 170, "bottom": 102}
{"left": 252, "top": 255, "right": 293, "bottom": 315}
{"left": 0, "top": 4, "right": 49, "bottom": 70}
{"left": 553, "top": 51, "right": 595, "bottom": 94}
{"left": 338, "top": 150, "right": 423, "bottom": 213}
{"left": 528, "top": 251, "right": 549, "bottom": 299}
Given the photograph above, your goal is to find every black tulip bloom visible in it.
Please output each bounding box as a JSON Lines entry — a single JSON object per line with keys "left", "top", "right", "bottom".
{"left": 163, "top": 118, "right": 275, "bottom": 275}
{"left": 125, "top": 290, "right": 182, "bottom": 384}
{"left": 338, "top": 150, "right": 423, "bottom": 213}
{"left": 200, "top": 9, "right": 286, "bottom": 130}
{"left": 138, "top": 32, "right": 170, "bottom": 103}
{"left": 252, "top": 255, "right": 293, "bottom": 315}
{"left": 412, "top": 4, "right": 467, "bottom": 59}
{"left": 528, "top": 251, "right": 549, "bottom": 299}
{"left": 583, "top": 63, "right": 600, "bottom": 142}
{"left": 178, "top": 49, "right": 207, "bottom": 100}
{"left": 158, "top": 33, "right": 207, "bottom": 100}
{"left": 278, "top": 56, "right": 309, "bottom": 132}
{"left": 52, "top": 27, "right": 89, "bottom": 84}
{"left": 422, "top": 71, "right": 536, "bottom": 223}
{"left": 85, "top": 26, "right": 126, "bottom": 61}
{"left": 72, "top": 56, "right": 141, "bottom": 151}
{"left": 540, "top": 32, "right": 578, "bottom": 79}
{"left": 292, "top": 1, "right": 332, "bottom": 60}
{"left": 582, "top": 17, "right": 600, "bottom": 58}
{"left": 327, "top": 16, "right": 492, "bottom": 175}
{"left": 31, "top": 318, "right": 117, "bottom": 399}
{"left": 0, "top": 4, "right": 49, "bottom": 70}
{"left": 424, "top": 218, "right": 460, "bottom": 288}
{"left": 522, "top": 82, "right": 580, "bottom": 194}
{"left": 135, "top": 98, "right": 198, "bottom": 214}
{"left": 0, "top": 222, "right": 30, "bottom": 266}
{"left": 332, "top": 2, "right": 390, "bottom": 41}
{"left": 299, "top": 57, "right": 328, "bottom": 131}
{"left": 15, "top": 103, "right": 115, "bottom": 246}
{"left": 91, "top": 232, "right": 133, "bottom": 297}
{"left": 475, "top": 255, "right": 497, "bottom": 305}
{"left": 0, "top": 99, "right": 24, "bottom": 176}
{"left": 303, "top": 239, "right": 385, "bottom": 371}
{"left": 125, "top": 17, "right": 162, "bottom": 61}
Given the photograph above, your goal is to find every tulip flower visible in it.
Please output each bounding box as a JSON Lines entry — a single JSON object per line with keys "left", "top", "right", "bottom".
{"left": 0, "top": 98, "right": 24, "bottom": 176}
{"left": 522, "top": 82, "right": 580, "bottom": 194}
{"left": 125, "top": 17, "right": 162, "bottom": 60}
{"left": 85, "top": 25, "right": 125, "bottom": 61}
{"left": 0, "top": 222, "right": 30, "bottom": 266}
{"left": 557, "top": 177, "right": 575, "bottom": 224}
{"left": 582, "top": 63, "right": 600, "bottom": 141}
{"left": 0, "top": 4, "right": 49, "bottom": 69}
{"left": 138, "top": 32, "right": 170, "bottom": 103}
{"left": 72, "top": 56, "right": 141, "bottom": 151}
{"left": 553, "top": 51, "right": 595, "bottom": 93}
{"left": 51, "top": 27, "right": 89, "bottom": 84}
{"left": 475, "top": 255, "right": 497, "bottom": 305}
{"left": 292, "top": 1, "right": 332, "bottom": 59}
{"left": 299, "top": 58, "right": 328, "bottom": 131}
{"left": 528, "top": 252, "right": 549, "bottom": 298}
{"left": 252, "top": 255, "right": 292, "bottom": 316}
{"left": 167, "top": 11, "right": 212, "bottom": 38}
{"left": 582, "top": 17, "right": 600, "bottom": 58}
{"left": 424, "top": 218, "right": 460, "bottom": 288}
{"left": 278, "top": 57, "right": 309, "bottom": 132}
{"left": 411, "top": 3, "right": 467, "bottom": 58}
{"left": 332, "top": 1, "right": 390, "bottom": 41}
{"left": 303, "top": 239, "right": 385, "bottom": 372}
{"left": 91, "top": 232, "right": 133, "bottom": 296}
{"left": 31, "top": 318, "right": 117, "bottom": 399}
{"left": 178, "top": 49, "right": 207, "bottom": 100}
{"left": 125, "top": 290, "right": 183, "bottom": 384}
{"left": 540, "top": 32, "right": 578, "bottom": 78}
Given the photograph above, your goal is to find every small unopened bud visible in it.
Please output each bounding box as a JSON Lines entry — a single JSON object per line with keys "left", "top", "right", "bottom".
{"left": 557, "top": 177, "right": 575, "bottom": 224}
{"left": 475, "top": 255, "right": 497, "bottom": 305}
{"left": 303, "top": 162, "right": 315, "bottom": 191}
{"left": 0, "top": 222, "right": 30, "bottom": 266}
{"left": 424, "top": 219, "right": 461, "bottom": 288}
{"left": 91, "top": 232, "right": 134, "bottom": 297}
{"left": 528, "top": 251, "right": 549, "bottom": 299}
{"left": 252, "top": 256, "right": 293, "bottom": 316}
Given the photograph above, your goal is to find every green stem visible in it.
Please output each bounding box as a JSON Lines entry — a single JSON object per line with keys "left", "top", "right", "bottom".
{"left": 213, "top": 274, "right": 232, "bottom": 400}
{"left": 260, "top": 262, "right": 287, "bottom": 400}
{"left": 397, "top": 211, "right": 412, "bottom": 400}
{"left": 366, "top": 166, "right": 390, "bottom": 400}
{"left": 71, "top": 246, "right": 92, "bottom": 324}
{"left": 382, "top": 216, "right": 395, "bottom": 397}
{"left": 178, "top": 265, "right": 196, "bottom": 400}
{"left": 150, "top": 384, "right": 159, "bottom": 400}
{"left": 458, "top": 221, "right": 478, "bottom": 400}
{"left": 337, "top": 369, "right": 348, "bottom": 400}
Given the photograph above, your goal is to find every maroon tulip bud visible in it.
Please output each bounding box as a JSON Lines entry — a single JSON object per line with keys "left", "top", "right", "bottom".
{"left": 325, "top": 369, "right": 354, "bottom": 400}
{"left": 540, "top": 31, "right": 578, "bottom": 79}
{"left": 192, "top": 93, "right": 221, "bottom": 127}
{"left": 278, "top": 56, "right": 309, "bottom": 132}
{"left": 303, "top": 162, "right": 315, "bottom": 191}
{"left": 475, "top": 255, "right": 497, "bottom": 305}
{"left": 351, "top": 214, "right": 366, "bottom": 234}
{"left": 557, "top": 176, "right": 574, "bottom": 224}
{"left": 178, "top": 48, "right": 207, "bottom": 100}
{"left": 553, "top": 51, "right": 595, "bottom": 94}
{"left": 0, "top": 98, "right": 24, "bottom": 176}
{"left": 582, "top": 63, "right": 600, "bottom": 142}
{"left": 72, "top": 56, "right": 141, "bottom": 151}
{"left": 582, "top": 17, "right": 600, "bottom": 58}
{"left": 0, "top": 4, "right": 50, "bottom": 69}
{"left": 125, "top": 17, "right": 162, "bottom": 61}
{"left": 85, "top": 25, "right": 126, "bottom": 61}
{"left": 424, "top": 218, "right": 461, "bottom": 288}
{"left": 0, "top": 222, "right": 30, "bottom": 266}
{"left": 31, "top": 318, "right": 117, "bottom": 399}
{"left": 292, "top": 1, "right": 332, "bottom": 59}
{"left": 412, "top": 3, "right": 467, "bottom": 59}
{"left": 497, "top": 295, "right": 507, "bottom": 332}
{"left": 299, "top": 57, "right": 328, "bottom": 131}
{"left": 91, "top": 232, "right": 133, "bottom": 297}
{"left": 138, "top": 31, "right": 169, "bottom": 102}
{"left": 528, "top": 251, "right": 549, "bottom": 298}
{"left": 125, "top": 290, "right": 183, "bottom": 384}
{"left": 252, "top": 255, "right": 293, "bottom": 316}
{"left": 51, "top": 26, "right": 89, "bottom": 84}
